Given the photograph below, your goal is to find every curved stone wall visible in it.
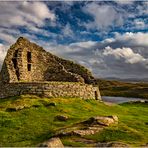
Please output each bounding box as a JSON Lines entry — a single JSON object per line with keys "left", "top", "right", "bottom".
{"left": 0, "top": 82, "right": 101, "bottom": 100}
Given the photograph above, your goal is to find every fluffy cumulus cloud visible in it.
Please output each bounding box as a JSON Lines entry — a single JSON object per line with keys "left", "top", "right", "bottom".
{"left": 83, "top": 2, "right": 124, "bottom": 30}
{"left": 0, "top": 1, "right": 56, "bottom": 45}
{"left": 103, "top": 46, "right": 147, "bottom": 64}
{"left": 47, "top": 32, "right": 148, "bottom": 79}
{"left": 0, "top": 1, "right": 55, "bottom": 28}
{"left": 91, "top": 32, "right": 148, "bottom": 78}
{"left": 114, "top": 32, "right": 148, "bottom": 47}
{"left": 0, "top": 44, "right": 7, "bottom": 67}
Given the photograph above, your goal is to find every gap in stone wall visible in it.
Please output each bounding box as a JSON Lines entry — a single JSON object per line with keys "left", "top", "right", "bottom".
{"left": 12, "top": 49, "right": 20, "bottom": 81}
{"left": 27, "top": 51, "right": 32, "bottom": 71}
{"left": 27, "top": 52, "right": 31, "bottom": 63}
{"left": 12, "top": 58, "right": 17, "bottom": 69}
{"left": 27, "top": 64, "right": 31, "bottom": 71}
{"left": 95, "top": 91, "right": 98, "bottom": 100}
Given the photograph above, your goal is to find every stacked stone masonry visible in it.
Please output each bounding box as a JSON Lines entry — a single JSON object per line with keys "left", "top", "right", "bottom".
{"left": 0, "top": 82, "right": 101, "bottom": 100}
{"left": 0, "top": 37, "right": 101, "bottom": 100}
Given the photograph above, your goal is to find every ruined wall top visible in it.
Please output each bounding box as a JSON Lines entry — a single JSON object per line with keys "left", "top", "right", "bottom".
{"left": 0, "top": 37, "right": 95, "bottom": 84}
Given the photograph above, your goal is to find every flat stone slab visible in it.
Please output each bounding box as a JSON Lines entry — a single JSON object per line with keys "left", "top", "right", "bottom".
{"left": 73, "top": 127, "right": 103, "bottom": 136}
{"left": 83, "top": 115, "right": 118, "bottom": 126}
{"left": 96, "top": 141, "right": 129, "bottom": 147}
{"left": 56, "top": 115, "right": 118, "bottom": 136}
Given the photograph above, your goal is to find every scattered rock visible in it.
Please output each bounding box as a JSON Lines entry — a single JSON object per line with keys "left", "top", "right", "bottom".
{"left": 141, "top": 143, "right": 148, "bottom": 147}
{"left": 39, "top": 137, "right": 64, "bottom": 147}
{"left": 96, "top": 141, "right": 129, "bottom": 147}
{"left": 6, "top": 105, "right": 30, "bottom": 112}
{"left": 6, "top": 107, "right": 17, "bottom": 112}
{"left": 55, "top": 115, "right": 68, "bottom": 121}
{"left": 109, "top": 115, "right": 119, "bottom": 122}
{"left": 56, "top": 115, "right": 118, "bottom": 137}
{"left": 72, "top": 127, "right": 103, "bottom": 136}
{"left": 84, "top": 115, "right": 118, "bottom": 126}
{"left": 32, "top": 104, "right": 42, "bottom": 108}
{"left": 45, "top": 102, "right": 56, "bottom": 107}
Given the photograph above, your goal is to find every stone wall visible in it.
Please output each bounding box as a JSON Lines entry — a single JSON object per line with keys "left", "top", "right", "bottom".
{"left": 1, "top": 37, "right": 94, "bottom": 84}
{"left": 0, "top": 82, "right": 101, "bottom": 100}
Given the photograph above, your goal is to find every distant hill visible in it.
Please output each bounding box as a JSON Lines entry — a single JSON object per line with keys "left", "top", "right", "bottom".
{"left": 103, "top": 77, "right": 148, "bottom": 83}
{"left": 95, "top": 78, "right": 148, "bottom": 99}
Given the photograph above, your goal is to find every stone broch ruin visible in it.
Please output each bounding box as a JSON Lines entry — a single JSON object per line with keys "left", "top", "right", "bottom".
{"left": 0, "top": 37, "right": 101, "bottom": 100}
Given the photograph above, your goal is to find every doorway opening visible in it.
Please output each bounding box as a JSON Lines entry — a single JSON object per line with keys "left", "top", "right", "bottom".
{"left": 27, "top": 52, "right": 32, "bottom": 71}
{"left": 27, "top": 64, "right": 31, "bottom": 71}
{"left": 95, "top": 91, "right": 98, "bottom": 100}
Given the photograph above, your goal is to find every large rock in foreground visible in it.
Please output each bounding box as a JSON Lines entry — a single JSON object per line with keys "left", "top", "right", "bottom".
{"left": 84, "top": 115, "right": 118, "bottom": 126}
{"left": 56, "top": 115, "right": 118, "bottom": 136}
{"left": 39, "top": 137, "right": 64, "bottom": 147}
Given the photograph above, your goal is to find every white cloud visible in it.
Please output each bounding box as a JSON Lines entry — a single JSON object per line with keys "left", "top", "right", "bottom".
{"left": 103, "top": 46, "right": 147, "bottom": 64}
{"left": 83, "top": 2, "right": 124, "bottom": 30}
{"left": 0, "top": 33, "right": 16, "bottom": 44}
{"left": 22, "top": 2, "right": 55, "bottom": 21}
{"left": 62, "top": 24, "right": 74, "bottom": 38}
{"left": 134, "top": 19, "right": 145, "bottom": 28}
{"left": 103, "top": 32, "right": 148, "bottom": 47}
{"left": 115, "top": 0, "right": 134, "bottom": 5}
{"left": 70, "top": 41, "right": 97, "bottom": 49}
{"left": 0, "top": 2, "right": 55, "bottom": 32}
{"left": 0, "top": 44, "right": 7, "bottom": 66}
{"left": 0, "top": 1, "right": 56, "bottom": 48}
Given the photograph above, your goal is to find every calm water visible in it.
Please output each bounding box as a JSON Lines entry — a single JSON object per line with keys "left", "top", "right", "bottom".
{"left": 102, "top": 96, "right": 147, "bottom": 104}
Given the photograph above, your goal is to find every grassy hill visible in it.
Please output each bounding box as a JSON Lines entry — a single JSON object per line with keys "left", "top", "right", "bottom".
{"left": 96, "top": 79, "right": 148, "bottom": 99}
{"left": 0, "top": 95, "right": 148, "bottom": 147}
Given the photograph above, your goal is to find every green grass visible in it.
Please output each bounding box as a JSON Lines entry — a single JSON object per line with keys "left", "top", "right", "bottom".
{"left": 97, "top": 79, "right": 148, "bottom": 99}
{"left": 0, "top": 95, "right": 148, "bottom": 146}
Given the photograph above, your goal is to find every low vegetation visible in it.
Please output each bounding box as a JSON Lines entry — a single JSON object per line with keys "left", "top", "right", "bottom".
{"left": 97, "top": 79, "right": 148, "bottom": 99}
{"left": 0, "top": 95, "right": 148, "bottom": 147}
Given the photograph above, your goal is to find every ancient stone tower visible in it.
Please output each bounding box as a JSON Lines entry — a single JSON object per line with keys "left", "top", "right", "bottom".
{"left": 0, "top": 37, "right": 101, "bottom": 100}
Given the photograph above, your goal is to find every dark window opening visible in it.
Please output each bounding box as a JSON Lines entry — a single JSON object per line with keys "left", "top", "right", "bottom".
{"left": 14, "top": 50, "right": 18, "bottom": 58}
{"left": 27, "top": 52, "right": 32, "bottom": 63}
{"left": 27, "top": 64, "right": 31, "bottom": 71}
{"left": 12, "top": 58, "right": 17, "bottom": 69}
{"left": 95, "top": 91, "right": 98, "bottom": 100}
{"left": 16, "top": 69, "right": 20, "bottom": 81}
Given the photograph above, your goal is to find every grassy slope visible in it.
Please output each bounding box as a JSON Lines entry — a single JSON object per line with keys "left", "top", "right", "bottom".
{"left": 0, "top": 95, "right": 148, "bottom": 147}
{"left": 97, "top": 79, "right": 148, "bottom": 99}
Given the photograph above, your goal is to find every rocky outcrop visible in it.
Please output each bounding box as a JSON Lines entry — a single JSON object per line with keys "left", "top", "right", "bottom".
{"left": 83, "top": 115, "right": 118, "bottom": 126}
{"left": 56, "top": 115, "right": 118, "bottom": 136}
{"left": 96, "top": 141, "right": 129, "bottom": 147}
{"left": 39, "top": 137, "right": 64, "bottom": 147}
{"left": 55, "top": 115, "right": 69, "bottom": 121}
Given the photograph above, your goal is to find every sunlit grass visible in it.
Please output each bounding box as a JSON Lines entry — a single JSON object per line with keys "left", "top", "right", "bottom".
{"left": 0, "top": 95, "right": 147, "bottom": 146}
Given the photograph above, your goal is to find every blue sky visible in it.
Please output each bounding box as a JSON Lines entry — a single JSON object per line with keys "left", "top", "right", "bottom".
{"left": 0, "top": 1, "right": 148, "bottom": 79}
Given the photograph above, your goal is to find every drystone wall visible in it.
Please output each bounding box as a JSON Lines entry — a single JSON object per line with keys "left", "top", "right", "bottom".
{"left": 0, "top": 82, "right": 101, "bottom": 100}
{"left": 1, "top": 37, "right": 94, "bottom": 84}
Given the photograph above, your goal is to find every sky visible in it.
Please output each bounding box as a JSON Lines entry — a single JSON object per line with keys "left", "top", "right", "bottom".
{"left": 0, "top": 1, "right": 148, "bottom": 79}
